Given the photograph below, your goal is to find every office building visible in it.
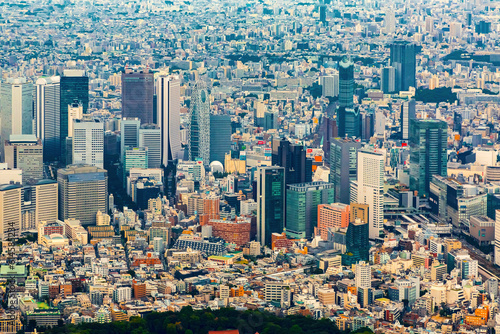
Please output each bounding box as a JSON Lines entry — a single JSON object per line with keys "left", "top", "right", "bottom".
{"left": 124, "top": 147, "right": 148, "bottom": 183}
{"left": 206, "top": 217, "right": 251, "bottom": 246}
{"left": 317, "top": 202, "right": 350, "bottom": 240}
{"left": 122, "top": 68, "right": 154, "bottom": 125}
{"left": 495, "top": 209, "right": 500, "bottom": 266}
{"left": 72, "top": 119, "right": 104, "bottom": 168}
{"left": 60, "top": 70, "right": 89, "bottom": 162}
{"left": 257, "top": 167, "right": 285, "bottom": 246}
{"left": 400, "top": 99, "right": 416, "bottom": 140}
{"left": 21, "top": 180, "right": 58, "bottom": 232}
{"left": 35, "top": 77, "right": 60, "bottom": 162}
{"left": 0, "top": 184, "right": 21, "bottom": 241}
{"left": 329, "top": 138, "right": 362, "bottom": 204}
{"left": 354, "top": 149, "right": 385, "bottom": 239}
{"left": 67, "top": 102, "right": 83, "bottom": 138}
{"left": 120, "top": 118, "right": 140, "bottom": 162}
{"left": 285, "top": 182, "right": 334, "bottom": 239}
{"left": 157, "top": 75, "right": 181, "bottom": 164}
{"left": 210, "top": 114, "right": 232, "bottom": 165}
{"left": 338, "top": 57, "right": 354, "bottom": 108}
{"left": 409, "top": 119, "right": 447, "bottom": 198}
{"left": 188, "top": 82, "right": 210, "bottom": 165}
{"left": 272, "top": 138, "right": 312, "bottom": 185}
{"left": 390, "top": 41, "right": 417, "bottom": 92}
{"left": 320, "top": 74, "right": 339, "bottom": 98}
{"left": 381, "top": 66, "right": 395, "bottom": 94}
{"left": 57, "top": 165, "right": 108, "bottom": 226}
{"left": 4, "top": 135, "right": 43, "bottom": 184}
{"left": 264, "top": 111, "right": 278, "bottom": 131}
{"left": 139, "top": 127, "right": 161, "bottom": 168}
{"left": 355, "top": 261, "right": 371, "bottom": 289}
{"left": 0, "top": 78, "right": 33, "bottom": 161}
{"left": 343, "top": 217, "right": 370, "bottom": 266}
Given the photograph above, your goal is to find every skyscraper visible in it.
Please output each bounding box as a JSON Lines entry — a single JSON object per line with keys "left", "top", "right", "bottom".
{"left": 343, "top": 215, "right": 370, "bottom": 266}
{"left": 35, "top": 77, "right": 60, "bottom": 162}
{"left": 381, "top": 66, "right": 395, "bottom": 94}
{"left": 337, "top": 57, "right": 360, "bottom": 138}
{"left": 329, "top": 137, "right": 362, "bottom": 204}
{"left": 4, "top": 135, "right": 43, "bottom": 185}
{"left": 0, "top": 78, "right": 33, "bottom": 161}
{"left": 188, "top": 82, "right": 210, "bottom": 165}
{"left": 355, "top": 261, "right": 371, "bottom": 288}
{"left": 338, "top": 57, "right": 354, "bottom": 108}
{"left": 285, "top": 181, "right": 334, "bottom": 239}
{"left": 0, "top": 184, "right": 22, "bottom": 241}
{"left": 272, "top": 138, "right": 312, "bottom": 185}
{"left": 139, "top": 127, "right": 161, "bottom": 168}
{"left": 353, "top": 148, "right": 385, "bottom": 239}
{"left": 20, "top": 180, "right": 58, "bottom": 232}
{"left": 257, "top": 166, "right": 285, "bottom": 246}
{"left": 72, "top": 119, "right": 104, "bottom": 168}
{"left": 317, "top": 202, "right": 350, "bottom": 240}
{"left": 123, "top": 147, "right": 148, "bottom": 183}
{"left": 120, "top": 118, "right": 140, "bottom": 162}
{"left": 57, "top": 165, "right": 108, "bottom": 226}
{"left": 390, "top": 41, "right": 417, "bottom": 92}
{"left": 400, "top": 99, "right": 416, "bottom": 140}
{"left": 157, "top": 75, "right": 181, "bottom": 165}
{"left": 320, "top": 74, "right": 339, "bottom": 98}
{"left": 409, "top": 119, "right": 448, "bottom": 198}
{"left": 122, "top": 68, "right": 154, "bottom": 125}
{"left": 60, "top": 70, "right": 89, "bottom": 162}
{"left": 210, "top": 114, "right": 232, "bottom": 165}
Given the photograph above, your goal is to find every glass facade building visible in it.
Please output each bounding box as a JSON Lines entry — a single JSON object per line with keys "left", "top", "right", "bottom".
{"left": 329, "top": 138, "right": 362, "bottom": 204}
{"left": 409, "top": 119, "right": 448, "bottom": 198}
{"left": 390, "top": 41, "right": 417, "bottom": 92}
{"left": 285, "top": 182, "right": 334, "bottom": 239}
{"left": 257, "top": 167, "right": 285, "bottom": 246}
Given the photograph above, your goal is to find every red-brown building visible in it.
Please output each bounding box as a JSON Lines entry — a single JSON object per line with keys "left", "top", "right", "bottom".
{"left": 207, "top": 217, "right": 251, "bottom": 246}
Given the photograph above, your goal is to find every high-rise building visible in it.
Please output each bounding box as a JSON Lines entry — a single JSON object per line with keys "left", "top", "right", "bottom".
{"left": 285, "top": 182, "right": 334, "bottom": 239}
{"left": 400, "top": 99, "right": 416, "bottom": 140}
{"left": 350, "top": 203, "right": 369, "bottom": 223}
{"left": 188, "top": 82, "right": 210, "bottom": 165}
{"left": 329, "top": 138, "right": 362, "bottom": 204}
{"left": 381, "top": 66, "right": 395, "bottom": 94}
{"left": 321, "top": 116, "right": 338, "bottom": 165}
{"left": 320, "top": 74, "right": 339, "bottom": 98}
{"left": 317, "top": 202, "right": 350, "bottom": 240}
{"left": 60, "top": 70, "right": 89, "bottom": 162}
{"left": 57, "top": 165, "right": 108, "bottom": 226}
{"left": 354, "top": 148, "right": 385, "bottom": 239}
{"left": 21, "top": 180, "right": 58, "bottom": 232}
{"left": 272, "top": 138, "right": 312, "bottom": 185}
{"left": 0, "top": 184, "right": 21, "bottom": 241}
{"left": 495, "top": 209, "right": 500, "bottom": 267}
{"left": 120, "top": 118, "right": 140, "bottom": 162}
{"left": 121, "top": 68, "right": 154, "bottom": 125}
{"left": 338, "top": 57, "right": 354, "bottom": 108}
{"left": 319, "top": 5, "right": 327, "bottom": 23}
{"left": 355, "top": 261, "right": 371, "bottom": 288}
{"left": 35, "top": 77, "right": 60, "bottom": 162}
{"left": 210, "top": 114, "right": 232, "bottom": 165}
{"left": 390, "top": 41, "right": 417, "bottom": 92}
{"left": 337, "top": 57, "right": 359, "bottom": 138}
{"left": 343, "top": 217, "right": 370, "bottom": 266}
{"left": 0, "top": 78, "right": 33, "bottom": 161}
{"left": 156, "top": 75, "right": 181, "bottom": 164}
{"left": 409, "top": 119, "right": 447, "bottom": 198}
{"left": 257, "top": 167, "right": 285, "bottom": 246}
{"left": 139, "top": 127, "right": 161, "bottom": 168}
{"left": 68, "top": 101, "right": 83, "bottom": 138}
{"left": 123, "top": 147, "right": 148, "bottom": 182}
{"left": 4, "top": 135, "right": 43, "bottom": 184}
{"left": 384, "top": 9, "right": 396, "bottom": 34}
{"left": 72, "top": 119, "right": 104, "bottom": 168}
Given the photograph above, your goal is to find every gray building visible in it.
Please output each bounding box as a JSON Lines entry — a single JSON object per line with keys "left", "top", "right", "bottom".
{"left": 4, "top": 135, "right": 43, "bottom": 184}
{"left": 329, "top": 138, "right": 362, "bottom": 204}
{"left": 57, "top": 165, "right": 108, "bottom": 226}
{"left": 210, "top": 114, "right": 232, "bottom": 165}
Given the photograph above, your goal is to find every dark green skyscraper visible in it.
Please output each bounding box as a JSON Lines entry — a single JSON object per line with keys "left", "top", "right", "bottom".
{"left": 337, "top": 57, "right": 360, "bottom": 138}
{"left": 409, "top": 119, "right": 448, "bottom": 198}
{"left": 210, "top": 114, "right": 232, "bottom": 165}
{"left": 390, "top": 41, "right": 417, "bottom": 92}
{"left": 257, "top": 166, "right": 285, "bottom": 246}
